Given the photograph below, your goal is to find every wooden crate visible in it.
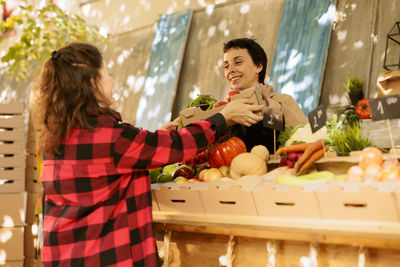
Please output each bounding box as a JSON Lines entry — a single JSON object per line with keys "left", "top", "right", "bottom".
{"left": 316, "top": 181, "right": 400, "bottom": 222}
{"left": 0, "top": 193, "right": 27, "bottom": 227}
{"left": 199, "top": 176, "right": 263, "bottom": 216}
{"left": 0, "top": 103, "right": 26, "bottom": 193}
{"left": 153, "top": 182, "right": 207, "bottom": 214}
{"left": 252, "top": 182, "right": 323, "bottom": 219}
{"left": 0, "top": 227, "right": 24, "bottom": 261}
{"left": 0, "top": 261, "right": 23, "bottom": 267}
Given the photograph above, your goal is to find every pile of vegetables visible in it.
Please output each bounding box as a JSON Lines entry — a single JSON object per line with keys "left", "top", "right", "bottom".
{"left": 346, "top": 147, "right": 400, "bottom": 182}
{"left": 277, "top": 140, "right": 327, "bottom": 175}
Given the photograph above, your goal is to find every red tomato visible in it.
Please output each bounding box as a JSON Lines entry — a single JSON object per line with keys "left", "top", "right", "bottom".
{"left": 227, "top": 90, "right": 241, "bottom": 102}
{"left": 206, "top": 137, "right": 247, "bottom": 168}
{"left": 355, "top": 99, "right": 371, "bottom": 119}
{"left": 213, "top": 100, "right": 227, "bottom": 108}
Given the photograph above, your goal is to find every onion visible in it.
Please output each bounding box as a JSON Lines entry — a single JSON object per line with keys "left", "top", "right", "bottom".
{"left": 363, "top": 163, "right": 381, "bottom": 181}
{"left": 379, "top": 168, "right": 400, "bottom": 181}
{"left": 382, "top": 158, "right": 400, "bottom": 169}
{"left": 358, "top": 147, "right": 383, "bottom": 169}
{"left": 346, "top": 165, "right": 364, "bottom": 182}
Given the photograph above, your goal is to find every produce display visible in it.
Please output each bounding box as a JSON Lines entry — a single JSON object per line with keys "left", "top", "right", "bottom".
{"left": 346, "top": 147, "right": 400, "bottom": 182}
{"left": 152, "top": 88, "right": 399, "bottom": 189}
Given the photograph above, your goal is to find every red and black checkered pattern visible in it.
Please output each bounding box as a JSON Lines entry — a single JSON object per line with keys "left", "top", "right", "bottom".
{"left": 41, "top": 110, "right": 226, "bottom": 266}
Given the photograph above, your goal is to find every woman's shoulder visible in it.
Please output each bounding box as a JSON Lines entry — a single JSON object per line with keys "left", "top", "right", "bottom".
{"left": 88, "top": 109, "right": 123, "bottom": 128}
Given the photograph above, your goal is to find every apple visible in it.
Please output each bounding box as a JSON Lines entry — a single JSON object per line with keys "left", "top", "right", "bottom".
{"left": 173, "top": 176, "right": 188, "bottom": 184}
{"left": 194, "top": 165, "right": 208, "bottom": 178}
{"left": 162, "top": 164, "right": 179, "bottom": 176}
{"left": 218, "top": 166, "right": 231, "bottom": 178}
{"left": 198, "top": 168, "right": 209, "bottom": 181}
{"left": 202, "top": 168, "right": 223, "bottom": 182}
{"left": 173, "top": 164, "right": 194, "bottom": 179}
{"left": 149, "top": 167, "right": 163, "bottom": 184}
{"left": 157, "top": 173, "right": 174, "bottom": 183}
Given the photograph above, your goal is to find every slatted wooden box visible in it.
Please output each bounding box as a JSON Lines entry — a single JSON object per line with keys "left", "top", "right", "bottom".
{"left": 0, "top": 103, "right": 25, "bottom": 193}
{"left": 252, "top": 182, "right": 323, "bottom": 219}
{"left": 0, "top": 193, "right": 27, "bottom": 227}
{"left": 316, "top": 181, "right": 400, "bottom": 222}
{"left": 199, "top": 176, "right": 263, "bottom": 216}
{"left": 153, "top": 182, "right": 208, "bottom": 214}
{"left": 151, "top": 184, "right": 160, "bottom": 212}
{"left": 25, "top": 153, "right": 42, "bottom": 194}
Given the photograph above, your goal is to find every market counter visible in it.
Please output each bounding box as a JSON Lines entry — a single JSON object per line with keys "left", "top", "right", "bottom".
{"left": 153, "top": 211, "right": 400, "bottom": 266}
{"left": 153, "top": 211, "right": 400, "bottom": 250}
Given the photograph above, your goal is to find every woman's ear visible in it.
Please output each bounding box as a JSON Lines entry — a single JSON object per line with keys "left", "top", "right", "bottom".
{"left": 256, "top": 64, "right": 263, "bottom": 74}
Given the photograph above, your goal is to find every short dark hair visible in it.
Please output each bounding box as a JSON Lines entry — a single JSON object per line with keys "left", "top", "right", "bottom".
{"left": 223, "top": 38, "right": 267, "bottom": 84}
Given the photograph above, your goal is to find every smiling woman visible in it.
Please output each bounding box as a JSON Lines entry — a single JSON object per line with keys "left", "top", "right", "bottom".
{"left": 222, "top": 38, "right": 308, "bottom": 153}
{"left": 223, "top": 48, "right": 262, "bottom": 90}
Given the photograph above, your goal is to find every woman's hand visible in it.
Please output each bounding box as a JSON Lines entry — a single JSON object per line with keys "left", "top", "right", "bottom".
{"left": 219, "top": 98, "right": 263, "bottom": 127}
{"left": 261, "top": 90, "right": 281, "bottom": 112}
{"left": 159, "top": 116, "right": 180, "bottom": 131}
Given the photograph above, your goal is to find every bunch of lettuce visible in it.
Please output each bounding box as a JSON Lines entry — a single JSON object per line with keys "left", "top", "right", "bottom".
{"left": 186, "top": 94, "right": 217, "bottom": 110}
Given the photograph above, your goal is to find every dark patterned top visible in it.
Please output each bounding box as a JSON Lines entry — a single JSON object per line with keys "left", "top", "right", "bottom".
{"left": 41, "top": 110, "right": 226, "bottom": 266}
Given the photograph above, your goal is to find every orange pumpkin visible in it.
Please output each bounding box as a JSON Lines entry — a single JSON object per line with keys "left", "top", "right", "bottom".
{"left": 206, "top": 137, "right": 246, "bottom": 168}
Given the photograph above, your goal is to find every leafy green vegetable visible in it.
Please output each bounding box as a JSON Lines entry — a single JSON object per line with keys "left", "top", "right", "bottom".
{"left": 338, "top": 106, "right": 361, "bottom": 127}
{"left": 326, "top": 114, "right": 380, "bottom": 156}
{"left": 186, "top": 94, "right": 217, "bottom": 110}
{"left": 277, "top": 125, "right": 304, "bottom": 147}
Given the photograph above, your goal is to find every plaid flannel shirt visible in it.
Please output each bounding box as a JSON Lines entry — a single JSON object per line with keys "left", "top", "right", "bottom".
{"left": 41, "top": 110, "right": 226, "bottom": 266}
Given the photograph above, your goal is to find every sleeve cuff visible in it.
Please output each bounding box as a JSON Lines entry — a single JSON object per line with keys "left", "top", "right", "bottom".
{"left": 206, "top": 113, "right": 227, "bottom": 140}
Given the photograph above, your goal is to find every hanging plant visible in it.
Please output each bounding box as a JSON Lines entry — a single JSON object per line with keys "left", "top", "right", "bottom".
{"left": 343, "top": 77, "right": 364, "bottom": 107}
{"left": 0, "top": 0, "right": 106, "bottom": 81}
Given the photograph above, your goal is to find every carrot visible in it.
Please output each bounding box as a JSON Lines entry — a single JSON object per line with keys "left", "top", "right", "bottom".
{"left": 297, "top": 147, "right": 326, "bottom": 175}
{"left": 293, "top": 139, "right": 325, "bottom": 172}
{"left": 276, "top": 143, "right": 309, "bottom": 155}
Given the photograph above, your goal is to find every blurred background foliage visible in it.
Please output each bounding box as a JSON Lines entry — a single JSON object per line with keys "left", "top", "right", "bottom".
{"left": 0, "top": 0, "right": 106, "bottom": 81}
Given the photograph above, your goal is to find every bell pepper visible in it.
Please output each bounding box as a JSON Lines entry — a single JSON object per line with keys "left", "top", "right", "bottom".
{"left": 355, "top": 98, "right": 371, "bottom": 119}
{"left": 226, "top": 90, "right": 240, "bottom": 102}
{"left": 213, "top": 100, "right": 227, "bottom": 108}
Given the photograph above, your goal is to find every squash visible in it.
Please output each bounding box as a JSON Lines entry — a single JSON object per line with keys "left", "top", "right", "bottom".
{"left": 230, "top": 152, "right": 267, "bottom": 180}
{"left": 207, "top": 137, "right": 246, "bottom": 168}
{"left": 250, "top": 145, "right": 269, "bottom": 162}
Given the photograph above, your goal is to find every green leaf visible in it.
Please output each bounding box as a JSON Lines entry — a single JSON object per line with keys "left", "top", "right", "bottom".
{"left": 1, "top": 2, "right": 107, "bottom": 81}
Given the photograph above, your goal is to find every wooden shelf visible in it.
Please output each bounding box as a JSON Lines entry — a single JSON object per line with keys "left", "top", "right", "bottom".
{"left": 153, "top": 211, "right": 400, "bottom": 250}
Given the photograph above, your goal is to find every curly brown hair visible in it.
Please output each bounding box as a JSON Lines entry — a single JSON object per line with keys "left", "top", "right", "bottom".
{"left": 32, "top": 42, "right": 111, "bottom": 154}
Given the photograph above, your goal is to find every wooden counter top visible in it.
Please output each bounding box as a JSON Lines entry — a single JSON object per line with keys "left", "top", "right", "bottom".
{"left": 153, "top": 211, "right": 400, "bottom": 250}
